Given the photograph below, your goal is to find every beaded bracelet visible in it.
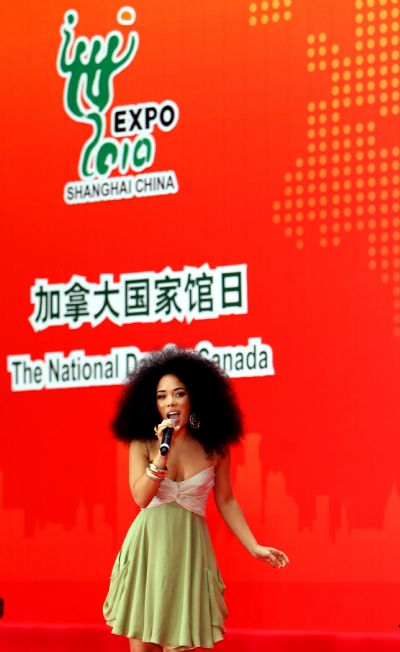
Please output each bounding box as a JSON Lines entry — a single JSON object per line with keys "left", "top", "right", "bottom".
{"left": 145, "top": 467, "right": 163, "bottom": 482}
{"left": 149, "top": 462, "right": 168, "bottom": 476}
{"left": 149, "top": 461, "right": 168, "bottom": 473}
{"left": 148, "top": 469, "right": 167, "bottom": 479}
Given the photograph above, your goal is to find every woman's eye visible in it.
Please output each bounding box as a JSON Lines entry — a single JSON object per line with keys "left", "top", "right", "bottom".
{"left": 176, "top": 391, "right": 185, "bottom": 398}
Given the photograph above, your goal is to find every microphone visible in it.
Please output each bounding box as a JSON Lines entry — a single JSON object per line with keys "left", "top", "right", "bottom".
{"left": 160, "top": 421, "right": 176, "bottom": 456}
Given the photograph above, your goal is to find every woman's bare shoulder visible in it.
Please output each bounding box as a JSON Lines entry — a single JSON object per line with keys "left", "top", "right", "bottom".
{"left": 129, "top": 439, "right": 151, "bottom": 458}
{"left": 213, "top": 447, "right": 230, "bottom": 468}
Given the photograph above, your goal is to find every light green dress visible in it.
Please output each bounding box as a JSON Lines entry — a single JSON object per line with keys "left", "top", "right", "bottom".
{"left": 103, "top": 466, "right": 227, "bottom": 649}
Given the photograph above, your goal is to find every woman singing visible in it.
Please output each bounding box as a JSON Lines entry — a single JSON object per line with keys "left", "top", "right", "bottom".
{"left": 103, "top": 346, "right": 289, "bottom": 651}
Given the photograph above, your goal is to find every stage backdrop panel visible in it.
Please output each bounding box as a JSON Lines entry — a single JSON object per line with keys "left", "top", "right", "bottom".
{"left": 1, "top": 0, "right": 400, "bottom": 634}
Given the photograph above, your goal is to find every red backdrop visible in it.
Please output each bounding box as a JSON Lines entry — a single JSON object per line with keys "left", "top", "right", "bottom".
{"left": 1, "top": 0, "right": 400, "bottom": 635}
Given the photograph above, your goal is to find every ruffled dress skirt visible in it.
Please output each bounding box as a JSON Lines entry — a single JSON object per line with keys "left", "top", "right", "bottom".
{"left": 103, "top": 501, "right": 227, "bottom": 649}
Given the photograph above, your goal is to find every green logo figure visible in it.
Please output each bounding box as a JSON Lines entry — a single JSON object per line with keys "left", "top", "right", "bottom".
{"left": 57, "top": 9, "right": 139, "bottom": 178}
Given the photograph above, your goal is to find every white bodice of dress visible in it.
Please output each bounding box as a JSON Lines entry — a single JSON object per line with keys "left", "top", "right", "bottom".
{"left": 143, "top": 465, "right": 215, "bottom": 517}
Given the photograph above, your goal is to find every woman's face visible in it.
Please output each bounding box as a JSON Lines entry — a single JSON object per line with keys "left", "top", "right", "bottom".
{"left": 156, "top": 374, "right": 191, "bottom": 429}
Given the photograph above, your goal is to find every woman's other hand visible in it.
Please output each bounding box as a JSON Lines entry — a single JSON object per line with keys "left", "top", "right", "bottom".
{"left": 251, "top": 545, "right": 290, "bottom": 568}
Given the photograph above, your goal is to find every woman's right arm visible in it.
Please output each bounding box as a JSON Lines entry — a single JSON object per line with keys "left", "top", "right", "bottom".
{"left": 129, "top": 439, "right": 167, "bottom": 508}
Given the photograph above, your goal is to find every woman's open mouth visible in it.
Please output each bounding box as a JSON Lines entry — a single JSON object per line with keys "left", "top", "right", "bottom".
{"left": 167, "top": 411, "right": 180, "bottom": 424}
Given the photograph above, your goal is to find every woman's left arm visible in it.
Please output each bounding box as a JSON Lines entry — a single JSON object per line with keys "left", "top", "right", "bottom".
{"left": 214, "top": 450, "right": 289, "bottom": 568}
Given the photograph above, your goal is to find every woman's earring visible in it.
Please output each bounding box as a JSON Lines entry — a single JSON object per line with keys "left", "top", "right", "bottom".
{"left": 189, "top": 413, "right": 201, "bottom": 429}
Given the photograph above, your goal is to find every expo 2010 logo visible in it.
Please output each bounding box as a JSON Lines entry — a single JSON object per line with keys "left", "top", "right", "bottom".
{"left": 56, "top": 7, "right": 179, "bottom": 204}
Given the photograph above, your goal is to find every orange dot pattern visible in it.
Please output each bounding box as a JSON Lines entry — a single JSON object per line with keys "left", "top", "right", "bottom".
{"left": 248, "top": 0, "right": 293, "bottom": 27}
{"left": 272, "top": 0, "right": 400, "bottom": 337}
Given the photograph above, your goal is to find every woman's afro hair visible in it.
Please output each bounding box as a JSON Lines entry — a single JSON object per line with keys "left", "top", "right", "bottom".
{"left": 112, "top": 346, "right": 243, "bottom": 455}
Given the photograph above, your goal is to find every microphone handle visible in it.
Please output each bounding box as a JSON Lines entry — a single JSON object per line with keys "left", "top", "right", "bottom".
{"left": 160, "top": 427, "right": 174, "bottom": 456}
